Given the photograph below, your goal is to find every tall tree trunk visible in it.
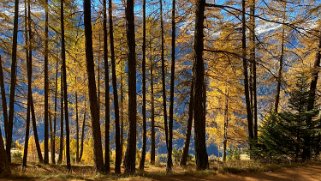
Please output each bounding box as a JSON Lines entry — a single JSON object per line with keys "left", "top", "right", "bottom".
{"left": 60, "top": 0, "right": 71, "bottom": 170}
{"left": 159, "top": 0, "right": 169, "bottom": 155}
{"left": 0, "top": 128, "right": 10, "bottom": 176}
{"left": 124, "top": 0, "right": 137, "bottom": 174}
{"left": 167, "top": 0, "right": 176, "bottom": 172}
{"left": 43, "top": 0, "right": 49, "bottom": 164}
{"left": 193, "top": 0, "right": 208, "bottom": 170}
{"left": 58, "top": 74, "right": 64, "bottom": 164}
{"left": 223, "top": 88, "right": 229, "bottom": 162}
{"left": 249, "top": 0, "right": 257, "bottom": 140}
{"left": 52, "top": 59, "right": 59, "bottom": 164}
{"left": 150, "top": 47, "right": 156, "bottom": 165}
{"left": 242, "top": 0, "right": 254, "bottom": 149}
{"left": 79, "top": 102, "right": 87, "bottom": 161}
{"left": 108, "top": 0, "right": 121, "bottom": 173}
{"left": 274, "top": 2, "right": 286, "bottom": 114}
{"left": 139, "top": 0, "right": 147, "bottom": 171}
{"left": 83, "top": 0, "right": 104, "bottom": 172}
{"left": 180, "top": 80, "right": 194, "bottom": 166}
{"left": 22, "top": 0, "right": 33, "bottom": 167}
{"left": 7, "top": 0, "right": 20, "bottom": 163}
{"left": 75, "top": 92, "right": 80, "bottom": 162}
{"left": 120, "top": 65, "right": 124, "bottom": 162}
{"left": 103, "top": 0, "right": 110, "bottom": 173}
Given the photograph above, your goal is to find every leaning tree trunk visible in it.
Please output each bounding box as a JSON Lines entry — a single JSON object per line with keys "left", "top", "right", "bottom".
{"left": 108, "top": 0, "right": 121, "bottom": 173}
{"left": 83, "top": 0, "right": 104, "bottom": 172}
{"left": 60, "top": 0, "right": 71, "bottom": 170}
{"left": 193, "top": 0, "right": 209, "bottom": 170}
{"left": 43, "top": 0, "right": 49, "bottom": 164}
{"left": 124, "top": 0, "right": 137, "bottom": 174}
{"left": 75, "top": 92, "right": 80, "bottom": 162}
{"left": 0, "top": 57, "right": 8, "bottom": 159}
{"left": 7, "top": 0, "right": 20, "bottom": 163}
{"left": 180, "top": 80, "right": 194, "bottom": 166}
{"left": 139, "top": 0, "right": 147, "bottom": 171}
{"left": 31, "top": 96, "right": 43, "bottom": 162}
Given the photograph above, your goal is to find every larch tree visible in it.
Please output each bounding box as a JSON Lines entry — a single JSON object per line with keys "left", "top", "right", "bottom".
{"left": 193, "top": 0, "right": 208, "bottom": 170}
{"left": 103, "top": 0, "right": 110, "bottom": 173}
{"left": 83, "top": 0, "right": 104, "bottom": 173}
{"left": 60, "top": 0, "right": 71, "bottom": 170}
{"left": 124, "top": 0, "right": 137, "bottom": 174}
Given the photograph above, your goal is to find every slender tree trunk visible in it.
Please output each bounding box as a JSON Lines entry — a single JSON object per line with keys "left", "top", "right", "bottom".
{"left": 0, "top": 57, "right": 8, "bottom": 156}
{"left": 58, "top": 74, "right": 64, "bottom": 164}
{"left": 249, "top": 0, "right": 257, "bottom": 140}
{"left": 60, "top": 0, "right": 71, "bottom": 170}
{"left": 180, "top": 81, "right": 194, "bottom": 166}
{"left": 139, "top": 0, "right": 147, "bottom": 171}
{"left": 102, "top": 0, "right": 110, "bottom": 173}
{"left": 124, "top": 0, "right": 137, "bottom": 174}
{"left": 31, "top": 96, "right": 43, "bottom": 162}
{"left": 0, "top": 128, "right": 10, "bottom": 176}
{"left": 223, "top": 88, "right": 229, "bottom": 162}
{"left": 43, "top": 0, "right": 49, "bottom": 164}
{"left": 242, "top": 0, "right": 254, "bottom": 149}
{"left": 193, "top": 0, "right": 208, "bottom": 170}
{"left": 22, "top": 0, "right": 33, "bottom": 167}
{"left": 120, "top": 66, "right": 124, "bottom": 162}
{"left": 159, "top": 0, "right": 169, "bottom": 155}
{"left": 75, "top": 92, "right": 80, "bottom": 162}
{"left": 79, "top": 102, "right": 87, "bottom": 161}
{"left": 52, "top": 59, "right": 59, "bottom": 164}
{"left": 7, "top": 0, "right": 20, "bottom": 163}
{"left": 274, "top": 2, "right": 286, "bottom": 114}
{"left": 83, "top": 0, "right": 104, "bottom": 172}
{"left": 108, "top": 0, "right": 121, "bottom": 173}
{"left": 150, "top": 48, "right": 156, "bottom": 165}
{"left": 167, "top": 0, "right": 176, "bottom": 172}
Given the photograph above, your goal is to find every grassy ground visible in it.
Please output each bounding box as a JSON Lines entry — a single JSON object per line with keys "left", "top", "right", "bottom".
{"left": 0, "top": 161, "right": 319, "bottom": 181}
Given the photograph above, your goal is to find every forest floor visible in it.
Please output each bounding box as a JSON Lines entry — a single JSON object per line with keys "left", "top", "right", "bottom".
{"left": 1, "top": 161, "right": 320, "bottom": 181}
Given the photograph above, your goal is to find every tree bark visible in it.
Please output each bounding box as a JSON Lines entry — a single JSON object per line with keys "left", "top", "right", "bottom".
{"left": 139, "top": 0, "right": 147, "bottom": 171}
{"left": 79, "top": 102, "right": 87, "bottom": 161}
{"left": 0, "top": 128, "right": 10, "bottom": 176}
{"left": 75, "top": 92, "right": 80, "bottom": 163}
{"left": 52, "top": 59, "right": 59, "bottom": 164}
{"left": 102, "top": 0, "right": 110, "bottom": 173}
{"left": 22, "top": 0, "right": 33, "bottom": 167}
{"left": 159, "top": 0, "right": 169, "bottom": 157}
{"left": 193, "top": 0, "right": 209, "bottom": 170}
{"left": 108, "top": 0, "right": 121, "bottom": 173}
{"left": 83, "top": 0, "right": 104, "bottom": 172}
{"left": 274, "top": 2, "right": 286, "bottom": 114}
{"left": 7, "top": 0, "right": 20, "bottom": 163}
{"left": 223, "top": 88, "right": 229, "bottom": 162}
{"left": 124, "top": 0, "right": 137, "bottom": 174}
{"left": 150, "top": 47, "right": 156, "bottom": 165}
{"left": 180, "top": 80, "right": 194, "bottom": 166}
{"left": 60, "top": 0, "right": 71, "bottom": 170}
{"left": 249, "top": 0, "right": 257, "bottom": 140}
{"left": 58, "top": 74, "right": 64, "bottom": 164}
{"left": 167, "top": 0, "right": 176, "bottom": 172}
{"left": 242, "top": 0, "right": 254, "bottom": 148}
{"left": 31, "top": 96, "right": 43, "bottom": 162}
{"left": 0, "top": 58, "right": 8, "bottom": 159}
{"left": 43, "top": 0, "right": 49, "bottom": 164}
